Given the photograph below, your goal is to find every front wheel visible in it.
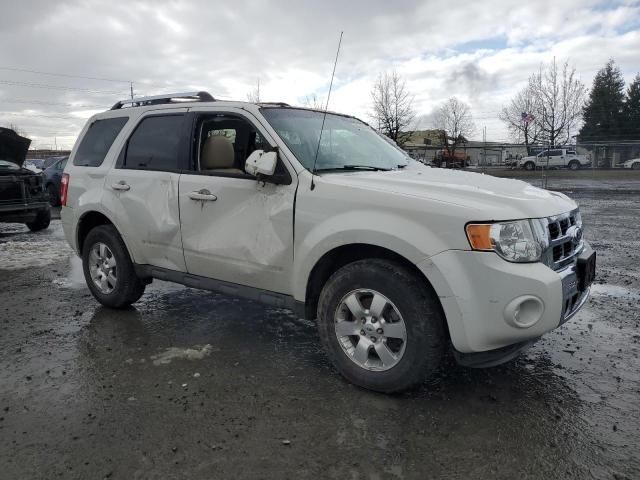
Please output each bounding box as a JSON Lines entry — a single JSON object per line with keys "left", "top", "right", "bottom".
{"left": 568, "top": 160, "right": 580, "bottom": 170}
{"left": 82, "top": 225, "right": 146, "bottom": 308}
{"left": 317, "top": 259, "right": 445, "bottom": 393}
{"left": 524, "top": 161, "right": 535, "bottom": 171}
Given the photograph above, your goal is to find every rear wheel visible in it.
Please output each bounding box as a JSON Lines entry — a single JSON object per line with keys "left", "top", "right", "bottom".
{"left": 524, "top": 161, "right": 535, "bottom": 171}
{"left": 568, "top": 160, "right": 580, "bottom": 170}
{"left": 317, "top": 259, "right": 445, "bottom": 393}
{"left": 82, "top": 225, "right": 146, "bottom": 308}
{"left": 632, "top": 162, "right": 640, "bottom": 170}
{"left": 26, "top": 207, "right": 50, "bottom": 231}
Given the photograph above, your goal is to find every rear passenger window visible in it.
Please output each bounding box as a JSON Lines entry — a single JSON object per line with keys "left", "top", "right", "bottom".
{"left": 124, "top": 115, "right": 184, "bottom": 171}
{"left": 73, "top": 117, "right": 128, "bottom": 167}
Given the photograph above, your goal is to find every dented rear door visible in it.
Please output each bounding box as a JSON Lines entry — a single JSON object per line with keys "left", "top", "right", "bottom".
{"left": 101, "top": 109, "right": 188, "bottom": 271}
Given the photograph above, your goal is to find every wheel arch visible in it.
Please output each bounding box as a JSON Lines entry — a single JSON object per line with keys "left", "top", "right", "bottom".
{"left": 302, "top": 244, "right": 447, "bottom": 332}
{"left": 76, "top": 210, "right": 132, "bottom": 258}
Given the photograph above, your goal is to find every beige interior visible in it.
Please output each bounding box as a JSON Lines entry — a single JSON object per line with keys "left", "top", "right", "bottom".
{"left": 201, "top": 135, "right": 244, "bottom": 174}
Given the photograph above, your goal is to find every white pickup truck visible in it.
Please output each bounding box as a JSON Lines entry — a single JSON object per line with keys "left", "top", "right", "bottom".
{"left": 60, "top": 92, "right": 596, "bottom": 393}
{"left": 519, "top": 148, "right": 591, "bottom": 171}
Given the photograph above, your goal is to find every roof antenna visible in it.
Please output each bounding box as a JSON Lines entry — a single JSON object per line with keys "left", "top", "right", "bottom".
{"left": 310, "top": 31, "right": 343, "bottom": 191}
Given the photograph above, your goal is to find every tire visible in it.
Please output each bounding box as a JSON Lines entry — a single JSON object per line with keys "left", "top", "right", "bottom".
{"left": 524, "top": 161, "right": 535, "bottom": 171}
{"left": 26, "top": 207, "right": 51, "bottom": 231}
{"left": 82, "top": 224, "right": 146, "bottom": 308}
{"left": 47, "top": 183, "right": 60, "bottom": 206}
{"left": 317, "top": 259, "right": 445, "bottom": 393}
{"left": 632, "top": 162, "right": 640, "bottom": 170}
{"left": 568, "top": 160, "right": 580, "bottom": 171}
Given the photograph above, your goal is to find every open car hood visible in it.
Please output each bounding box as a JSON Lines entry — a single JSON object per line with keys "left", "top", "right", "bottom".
{"left": 0, "top": 127, "right": 31, "bottom": 167}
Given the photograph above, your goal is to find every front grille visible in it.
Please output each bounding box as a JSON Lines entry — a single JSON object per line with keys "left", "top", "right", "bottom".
{"left": 542, "top": 209, "right": 583, "bottom": 271}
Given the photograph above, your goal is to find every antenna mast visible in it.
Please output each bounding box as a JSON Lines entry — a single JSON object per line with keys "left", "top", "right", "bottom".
{"left": 310, "top": 31, "right": 343, "bottom": 191}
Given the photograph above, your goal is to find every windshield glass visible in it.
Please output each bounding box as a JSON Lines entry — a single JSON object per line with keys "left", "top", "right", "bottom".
{"left": 261, "top": 108, "right": 408, "bottom": 171}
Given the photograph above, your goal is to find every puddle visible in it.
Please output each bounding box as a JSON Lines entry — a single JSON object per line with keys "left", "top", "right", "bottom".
{"left": 150, "top": 344, "right": 217, "bottom": 365}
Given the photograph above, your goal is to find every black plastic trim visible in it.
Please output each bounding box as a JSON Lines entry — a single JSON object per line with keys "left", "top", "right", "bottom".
{"left": 134, "top": 265, "right": 300, "bottom": 312}
{"left": 453, "top": 338, "right": 539, "bottom": 368}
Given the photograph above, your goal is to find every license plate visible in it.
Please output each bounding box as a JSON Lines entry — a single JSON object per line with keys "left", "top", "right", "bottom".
{"left": 577, "top": 251, "right": 596, "bottom": 292}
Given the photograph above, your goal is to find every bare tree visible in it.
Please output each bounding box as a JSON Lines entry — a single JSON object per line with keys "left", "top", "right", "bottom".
{"left": 432, "top": 97, "right": 475, "bottom": 166}
{"left": 371, "top": 71, "right": 415, "bottom": 146}
{"left": 498, "top": 85, "right": 542, "bottom": 153}
{"left": 302, "top": 93, "right": 325, "bottom": 109}
{"left": 246, "top": 79, "right": 261, "bottom": 103}
{"left": 528, "top": 59, "right": 586, "bottom": 146}
{"left": 5, "top": 123, "right": 26, "bottom": 136}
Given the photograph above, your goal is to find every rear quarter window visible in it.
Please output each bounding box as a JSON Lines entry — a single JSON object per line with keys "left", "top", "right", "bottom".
{"left": 73, "top": 117, "right": 128, "bottom": 167}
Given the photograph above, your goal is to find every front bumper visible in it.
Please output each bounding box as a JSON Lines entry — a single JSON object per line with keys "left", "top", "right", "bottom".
{"left": 418, "top": 244, "right": 592, "bottom": 354}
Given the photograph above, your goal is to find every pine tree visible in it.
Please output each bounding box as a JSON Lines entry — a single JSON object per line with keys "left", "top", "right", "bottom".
{"left": 623, "top": 74, "right": 640, "bottom": 139}
{"left": 579, "top": 59, "right": 626, "bottom": 141}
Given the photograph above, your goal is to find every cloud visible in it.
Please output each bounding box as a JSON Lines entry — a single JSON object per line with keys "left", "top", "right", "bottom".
{"left": 0, "top": 0, "right": 638, "bottom": 148}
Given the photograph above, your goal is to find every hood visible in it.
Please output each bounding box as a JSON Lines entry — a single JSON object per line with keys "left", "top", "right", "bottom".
{"left": 0, "top": 127, "right": 31, "bottom": 167}
{"left": 319, "top": 162, "right": 577, "bottom": 220}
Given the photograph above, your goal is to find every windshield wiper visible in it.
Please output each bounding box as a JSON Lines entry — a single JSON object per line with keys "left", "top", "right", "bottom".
{"left": 315, "top": 165, "right": 391, "bottom": 172}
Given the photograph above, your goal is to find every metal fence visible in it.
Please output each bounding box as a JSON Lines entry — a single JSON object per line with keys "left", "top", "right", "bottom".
{"left": 404, "top": 141, "right": 640, "bottom": 169}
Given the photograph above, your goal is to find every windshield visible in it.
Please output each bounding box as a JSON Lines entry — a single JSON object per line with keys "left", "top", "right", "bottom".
{"left": 261, "top": 108, "right": 408, "bottom": 172}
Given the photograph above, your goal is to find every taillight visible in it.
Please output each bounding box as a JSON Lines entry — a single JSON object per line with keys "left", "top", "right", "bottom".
{"left": 60, "top": 173, "right": 70, "bottom": 207}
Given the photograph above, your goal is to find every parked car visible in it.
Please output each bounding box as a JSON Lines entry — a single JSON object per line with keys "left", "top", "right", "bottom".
{"left": 518, "top": 148, "right": 591, "bottom": 170}
{"left": 620, "top": 157, "right": 640, "bottom": 169}
{"left": 61, "top": 92, "right": 595, "bottom": 393}
{"left": 0, "top": 128, "right": 51, "bottom": 231}
{"left": 43, "top": 156, "right": 69, "bottom": 205}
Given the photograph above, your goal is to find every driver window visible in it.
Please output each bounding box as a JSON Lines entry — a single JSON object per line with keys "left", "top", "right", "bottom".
{"left": 196, "top": 115, "right": 269, "bottom": 176}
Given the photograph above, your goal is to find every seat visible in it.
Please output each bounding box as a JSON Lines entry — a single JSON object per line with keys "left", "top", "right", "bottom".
{"left": 201, "top": 135, "right": 244, "bottom": 174}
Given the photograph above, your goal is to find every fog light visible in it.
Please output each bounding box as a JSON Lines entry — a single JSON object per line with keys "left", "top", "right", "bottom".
{"left": 504, "top": 296, "right": 544, "bottom": 328}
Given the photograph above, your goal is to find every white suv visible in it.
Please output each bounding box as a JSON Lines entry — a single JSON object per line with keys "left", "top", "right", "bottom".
{"left": 519, "top": 148, "right": 591, "bottom": 170}
{"left": 61, "top": 92, "right": 596, "bottom": 393}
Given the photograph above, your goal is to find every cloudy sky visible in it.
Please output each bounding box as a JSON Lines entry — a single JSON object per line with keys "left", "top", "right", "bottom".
{"left": 1, "top": 0, "right": 639, "bottom": 150}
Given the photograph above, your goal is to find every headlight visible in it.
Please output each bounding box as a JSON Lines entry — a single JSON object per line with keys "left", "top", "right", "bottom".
{"left": 466, "top": 219, "right": 548, "bottom": 263}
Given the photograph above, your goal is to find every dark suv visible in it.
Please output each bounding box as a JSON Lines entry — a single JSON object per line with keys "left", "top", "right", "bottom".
{"left": 0, "top": 128, "right": 51, "bottom": 231}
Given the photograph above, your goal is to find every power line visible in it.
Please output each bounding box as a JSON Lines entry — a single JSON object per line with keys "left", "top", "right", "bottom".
{"left": 0, "top": 99, "right": 108, "bottom": 109}
{"left": 0, "top": 111, "right": 89, "bottom": 120}
{"left": 0, "top": 66, "right": 131, "bottom": 84}
{"left": 0, "top": 79, "right": 128, "bottom": 95}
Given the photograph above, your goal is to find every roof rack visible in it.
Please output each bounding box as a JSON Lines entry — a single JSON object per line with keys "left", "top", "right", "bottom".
{"left": 257, "top": 102, "right": 291, "bottom": 107}
{"left": 110, "top": 91, "right": 215, "bottom": 110}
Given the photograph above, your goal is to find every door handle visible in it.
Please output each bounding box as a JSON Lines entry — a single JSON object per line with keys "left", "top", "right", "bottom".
{"left": 189, "top": 189, "right": 217, "bottom": 201}
{"left": 111, "top": 181, "right": 130, "bottom": 191}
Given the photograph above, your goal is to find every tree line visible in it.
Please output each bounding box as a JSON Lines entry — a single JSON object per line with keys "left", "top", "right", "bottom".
{"left": 368, "top": 58, "right": 640, "bottom": 157}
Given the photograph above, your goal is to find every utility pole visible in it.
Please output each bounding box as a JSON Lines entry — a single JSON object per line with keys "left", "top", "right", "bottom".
{"left": 482, "top": 126, "right": 487, "bottom": 174}
{"left": 130, "top": 81, "right": 134, "bottom": 101}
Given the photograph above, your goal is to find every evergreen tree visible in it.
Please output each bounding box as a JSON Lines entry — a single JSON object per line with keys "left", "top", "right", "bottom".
{"left": 579, "top": 59, "right": 626, "bottom": 141}
{"left": 623, "top": 74, "right": 640, "bottom": 139}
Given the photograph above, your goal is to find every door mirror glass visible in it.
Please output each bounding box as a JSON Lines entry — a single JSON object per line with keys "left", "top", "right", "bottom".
{"left": 245, "top": 150, "right": 277, "bottom": 177}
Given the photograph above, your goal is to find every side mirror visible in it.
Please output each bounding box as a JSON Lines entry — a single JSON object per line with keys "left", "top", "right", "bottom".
{"left": 245, "top": 150, "right": 277, "bottom": 177}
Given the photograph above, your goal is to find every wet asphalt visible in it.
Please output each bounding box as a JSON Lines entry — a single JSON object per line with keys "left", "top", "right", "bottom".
{"left": 0, "top": 177, "right": 639, "bottom": 479}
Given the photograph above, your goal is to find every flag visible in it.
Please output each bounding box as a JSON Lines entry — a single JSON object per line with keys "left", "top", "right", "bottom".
{"left": 521, "top": 112, "right": 535, "bottom": 123}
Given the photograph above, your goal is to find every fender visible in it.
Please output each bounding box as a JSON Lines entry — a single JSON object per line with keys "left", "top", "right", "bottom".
{"left": 73, "top": 205, "right": 141, "bottom": 264}
{"left": 291, "top": 209, "right": 454, "bottom": 302}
